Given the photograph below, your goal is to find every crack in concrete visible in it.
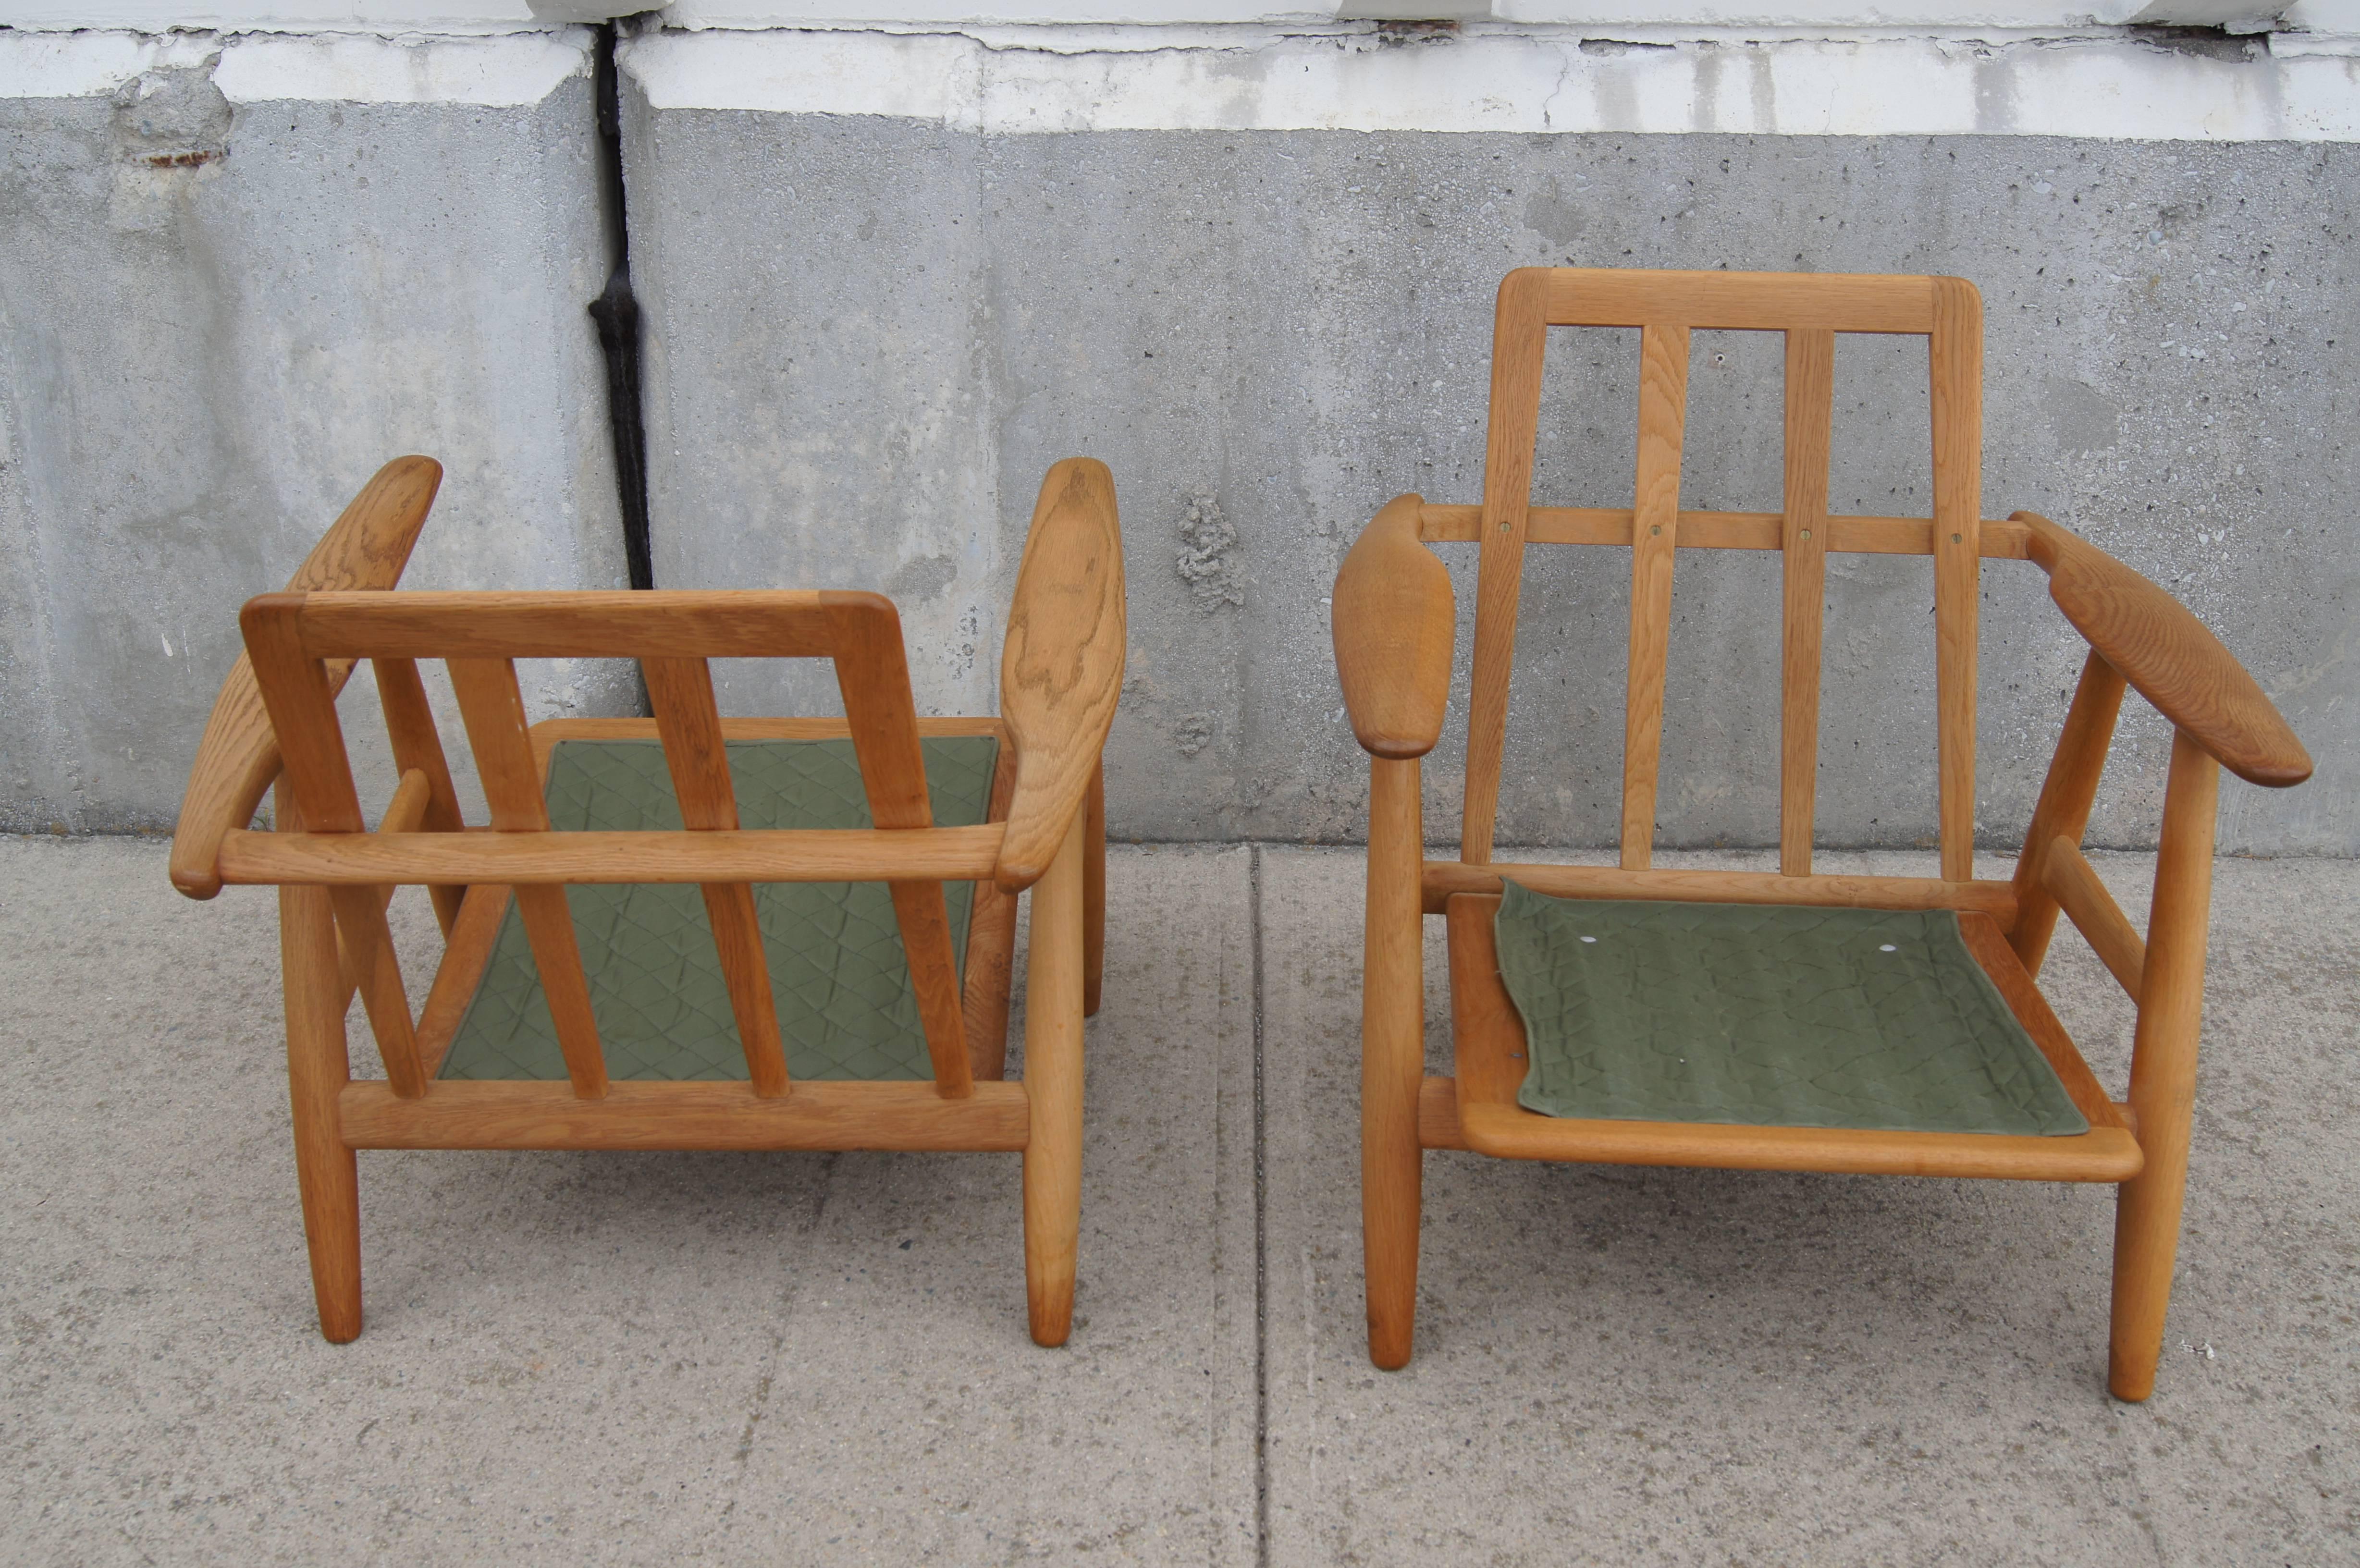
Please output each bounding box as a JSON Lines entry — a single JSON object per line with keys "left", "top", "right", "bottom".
{"left": 718, "top": 1150, "right": 839, "bottom": 1522}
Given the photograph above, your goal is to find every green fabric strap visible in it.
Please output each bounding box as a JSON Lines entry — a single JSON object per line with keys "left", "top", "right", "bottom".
{"left": 440, "top": 735, "right": 999, "bottom": 1084}
{"left": 1493, "top": 882, "right": 2089, "bottom": 1136}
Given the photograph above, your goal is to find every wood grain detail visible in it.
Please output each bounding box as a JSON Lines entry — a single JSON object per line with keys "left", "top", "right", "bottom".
{"left": 996, "top": 458, "right": 1126, "bottom": 894}
{"left": 171, "top": 456, "right": 442, "bottom": 899}
{"left": 2018, "top": 512, "right": 2312, "bottom": 788}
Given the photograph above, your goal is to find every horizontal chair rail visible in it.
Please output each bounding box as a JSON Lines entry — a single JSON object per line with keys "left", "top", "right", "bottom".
{"left": 2040, "top": 838, "right": 2149, "bottom": 1000}
{"left": 288, "top": 589, "right": 852, "bottom": 660}
{"left": 221, "top": 824, "right": 1005, "bottom": 884}
{"left": 1540, "top": 269, "right": 1937, "bottom": 333}
{"left": 341, "top": 1079, "right": 1032, "bottom": 1151}
{"left": 1423, "top": 861, "right": 2018, "bottom": 920}
{"left": 529, "top": 713, "right": 1005, "bottom": 765}
{"left": 1419, "top": 504, "right": 2031, "bottom": 559}
{"left": 1413, "top": 1079, "right": 2140, "bottom": 1181}
{"left": 1461, "top": 1101, "right": 2143, "bottom": 1181}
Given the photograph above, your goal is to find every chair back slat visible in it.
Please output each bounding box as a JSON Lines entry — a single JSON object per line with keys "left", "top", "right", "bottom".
{"left": 1461, "top": 270, "right": 1554, "bottom": 864}
{"left": 1778, "top": 328, "right": 1836, "bottom": 877}
{"left": 959, "top": 735, "right": 1025, "bottom": 1082}
{"left": 370, "top": 657, "right": 467, "bottom": 934}
{"left": 644, "top": 655, "right": 790, "bottom": 1098}
{"left": 1619, "top": 322, "right": 1692, "bottom": 871}
{"left": 826, "top": 595, "right": 973, "bottom": 1099}
{"left": 1460, "top": 269, "right": 1986, "bottom": 877}
{"left": 1930, "top": 277, "right": 1985, "bottom": 882}
{"left": 241, "top": 595, "right": 427, "bottom": 1096}
{"left": 448, "top": 656, "right": 611, "bottom": 1101}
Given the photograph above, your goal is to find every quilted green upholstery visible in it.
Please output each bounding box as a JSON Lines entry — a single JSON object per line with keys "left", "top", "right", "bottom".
{"left": 439, "top": 735, "right": 999, "bottom": 1084}
{"left": 1492, "top": 882, "right": 2088, "bottom": 1136}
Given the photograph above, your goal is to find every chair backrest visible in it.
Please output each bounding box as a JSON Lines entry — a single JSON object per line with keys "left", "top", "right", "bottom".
{"left": 1454, "top": 268, "right": 1988, "bottom": 882}
{"left": 241, "top": 588, "right": 976, "bottom": 1101}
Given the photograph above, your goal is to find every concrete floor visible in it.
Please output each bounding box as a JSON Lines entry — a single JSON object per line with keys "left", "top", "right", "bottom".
{"left": 1, "top": 837, "right": 2352, "bottom": 1565}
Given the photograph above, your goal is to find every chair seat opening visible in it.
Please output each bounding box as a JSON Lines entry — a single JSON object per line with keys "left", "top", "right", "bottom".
{"left": 1487, "top": 882, "right": 2088, "bottom": 1136}
{"left": 438, "top": 735, "right": 999, "bottom": 1084}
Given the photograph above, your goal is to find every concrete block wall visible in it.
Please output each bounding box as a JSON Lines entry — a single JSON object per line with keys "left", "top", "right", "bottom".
{"left": 2, "top": 17, "right": 2354, "bottom": 852}
{"left": 0, "top": 29, "right": 636, "bottom": 832}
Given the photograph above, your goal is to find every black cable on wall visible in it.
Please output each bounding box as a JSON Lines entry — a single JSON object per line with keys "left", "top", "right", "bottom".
{"left": 587, "top": 17, "right": 655, "bottom": 592}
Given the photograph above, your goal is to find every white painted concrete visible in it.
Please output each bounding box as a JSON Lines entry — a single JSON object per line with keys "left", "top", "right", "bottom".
{"left": 0, "top": 0, "right": 630, "bottom": 34}
{"left": 0, "top": 28, "right": 217, "bottom": 97}
{"left": 211, "top": 27, "right": 591, "bottom": 102}
{"left": 12, "top": 0, "right": 2360, "bottom": 44}
{"left": 0, "top": 25, "right": 592, "bottom": 103}
{"left": 620, "top": 24, "right": 2360, "bottom": 139}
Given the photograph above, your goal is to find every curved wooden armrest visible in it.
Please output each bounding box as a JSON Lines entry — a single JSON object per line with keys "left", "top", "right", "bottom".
{"left": 995, "top": 457, "right": 1125, "bottom": 894}
{"left": 2015, "top": 511, "right": 2311, "bottom": 788}
{"left": 168, "top": 457, "right": 444, "bottom": 899}
{"left": 1332, "top": 493, "right": 1456, "bottom": 760}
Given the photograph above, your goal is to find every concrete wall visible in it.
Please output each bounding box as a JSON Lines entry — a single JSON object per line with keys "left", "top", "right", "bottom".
{"left": 621, "top": 32, "right": 2358, "bottom": 855}
{"left": 0, "top": 30, "right": 636, "bottom": 831}
{"left": 1, "top": 19, "right": 2353, "bottom": 852}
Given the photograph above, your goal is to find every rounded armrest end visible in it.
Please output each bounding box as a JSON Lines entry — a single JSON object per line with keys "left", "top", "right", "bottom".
{"left": 1334, "top": 494, "right": 1456, "bottom": 760}
{"left": 2016, "top": 510, "right": 2311, "bottom": 788}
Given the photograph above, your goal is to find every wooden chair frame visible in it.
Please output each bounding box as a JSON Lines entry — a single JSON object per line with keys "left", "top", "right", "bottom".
{"left": 1331, "top": 269, "right": 2311, "bottom": 1400}
{"left": 171, "top": 455, "right": 1124, "bottom": 1347}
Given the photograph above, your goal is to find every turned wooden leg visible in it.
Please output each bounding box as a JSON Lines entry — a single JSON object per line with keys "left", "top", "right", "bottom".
{"left": 1363, "top": 757, "right": 1426, "bottom": 1371}
{"left": 1022, "top": 809, "right": 1088, "bottom": 1347}
{"left": 2109, "top": 730, "right": 2218, "bottom": 1401}
{"left": 281, "top": 870, "right": 363, "bottom": 1343}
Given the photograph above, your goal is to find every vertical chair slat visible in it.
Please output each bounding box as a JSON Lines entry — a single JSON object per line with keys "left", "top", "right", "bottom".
{"left": 1461, "top": 269, "right": 1553, "bottom": 865}
{"left": 1779, "top": 329, "right": 1835, "bottom": 877}
{"left": 1930, "top": 278, "right": 1985, "bottom": 882}
{"left": 241, "top": 595, "right": 429, "bottom": 1099}
{"left": 826, "top": 594, "right": 974, "bottom": 1099}
{"left": 447, "top": 657, "right": 609, "bottom": 1101}
{"left": 329, "top": 768, "right": 431, "bottom": 1014}
{"left": 1620, "top": 322, "right": 1693, "bottom": 871}
{"left": 643, "top": 656, "right": 790, "bottom": 1100}
{"left": 329, "top": 887, "right": 426, "bottom": 1097}
{"left": 960, "top": 733, "right": 1023, "bottom": 1081}
{"left": 371, "top": 657, "right": 467, "bottom": 935}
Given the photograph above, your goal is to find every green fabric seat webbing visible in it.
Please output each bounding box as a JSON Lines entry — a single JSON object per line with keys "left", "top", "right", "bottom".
{"left": 1493, "top": 882, "right": 2089, "bottom": 1136}
{"left": 439, "top": 735, "right": 999, "bottom": 1084}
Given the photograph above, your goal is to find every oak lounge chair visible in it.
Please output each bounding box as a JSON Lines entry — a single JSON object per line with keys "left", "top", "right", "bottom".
{"left": 1331, "top": 268, "right": 2311, "bottom": 1400}
{"left": 170, "top": 455, "right": 1123, "bottom": 1346}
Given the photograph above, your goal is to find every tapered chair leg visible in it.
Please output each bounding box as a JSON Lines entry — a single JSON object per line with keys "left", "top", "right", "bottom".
{"left": 1363, "top": 758, "right": 1426, "bottom": 1370}
{"left": 1082, "top": 761, "right": 1106, "bottom": 1019}
{"left": 2108, "top": 731, "right": 2218, "bottom": 1401}
{"left": 281, "top": 878, "right": 363, "bottom": 1343}
{"left": 1023, "top": 810, "right": 1089, "bottom": 1346}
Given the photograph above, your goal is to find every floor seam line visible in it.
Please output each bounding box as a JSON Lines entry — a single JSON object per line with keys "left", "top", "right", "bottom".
{"left": 1250, "top": 842, "right": 1270, "bottom": 1568}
